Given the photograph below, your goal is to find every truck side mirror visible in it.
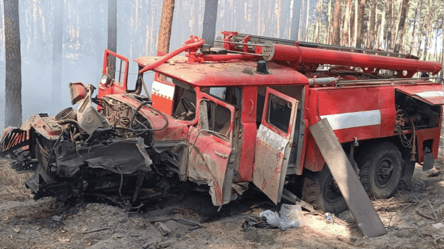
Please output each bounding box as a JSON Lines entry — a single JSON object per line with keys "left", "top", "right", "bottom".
{"left": 199, "top": 100, "right": 209, "bottom": 130}
{"left": 69, "top": 82, "right": 88, "bottom": 105}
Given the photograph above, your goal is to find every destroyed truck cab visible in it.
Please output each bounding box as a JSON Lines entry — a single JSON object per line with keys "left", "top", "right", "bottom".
{"left": 1, "top": 33, "right": 443, "bottom": 214}
{"left": 138, "top": 33, "right": 444, "bottom": 212}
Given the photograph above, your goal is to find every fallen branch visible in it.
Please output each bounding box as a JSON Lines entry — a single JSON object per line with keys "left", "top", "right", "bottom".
{"left": 435, "top": 236, "right": 444, "bottom": 246}
{"left": 416, "top": 230, "right": 432, "bottom": 248}
{"left": 400, "top": 203, "right": 415, "bottom": 212}
{"left": 79, "top": 227, "right": 114, "bottom": 234}
{"left": 428, "top": 200, "right": 438, "bottom": 221}
{"left": 416, "top": 209, "right": 436, "bottom": 221}
{"left": 147, "top": 216, "right": 203, "bottom": 230}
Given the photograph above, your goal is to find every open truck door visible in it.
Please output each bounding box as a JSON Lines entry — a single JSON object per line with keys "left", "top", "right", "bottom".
{"left": 97, "top": 49, "right": 130, "bottom": 99}
{"left": 187, "top": 93, "right": 236, "bottom": 206}
{"left": 253, "top": 87, "right": 299, "bottom": 204}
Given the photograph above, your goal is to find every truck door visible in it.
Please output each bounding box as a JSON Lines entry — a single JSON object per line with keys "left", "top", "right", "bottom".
{"left": 187, "top": 93, "right": 236, "bottom": 206}
{"left": 253, "top": 87, "right": 299, "bottom": 204}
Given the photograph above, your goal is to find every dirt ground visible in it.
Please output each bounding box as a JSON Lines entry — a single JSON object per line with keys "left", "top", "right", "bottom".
{"left": 2, "top": 157, "right": 444, "bottom": 249}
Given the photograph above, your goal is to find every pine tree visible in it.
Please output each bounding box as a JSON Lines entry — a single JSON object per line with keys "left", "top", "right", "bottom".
{"left": 3, "top": 0, "right": 22, "bottom": 126}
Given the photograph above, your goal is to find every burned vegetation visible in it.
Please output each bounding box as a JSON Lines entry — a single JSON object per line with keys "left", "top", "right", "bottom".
{"left": 0, "top": 32, "right": 443, "bottom": 238}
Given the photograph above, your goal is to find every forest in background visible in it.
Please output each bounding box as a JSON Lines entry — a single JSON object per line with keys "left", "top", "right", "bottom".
{"left": 296, "top": 0, "right": 444, "bottom": 61}
{"left": 0, "top": 0, "right": 443, "bottom": 129}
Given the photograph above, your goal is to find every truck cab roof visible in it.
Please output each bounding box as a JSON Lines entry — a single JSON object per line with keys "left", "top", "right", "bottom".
{"left": 134, "top": 56, "right": 309, "bottom": 87}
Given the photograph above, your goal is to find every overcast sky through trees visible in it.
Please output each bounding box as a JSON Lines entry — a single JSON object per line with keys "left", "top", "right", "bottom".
{"left": 0, "top": 0, "right": 442, "bottom": 130}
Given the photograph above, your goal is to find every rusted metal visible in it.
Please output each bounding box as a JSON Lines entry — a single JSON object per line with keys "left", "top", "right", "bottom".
{"left": 135, "top": 56, "right": 310, "bottom": 87}
{"left": 1, "top": 31, "right": 443, "bottom": 238}
{"left": 220, "top": 31, "right": 442, "bottom": 76}
{"left": 139, "top": 37, "right": 204, "bottom": 74}
{"left": 396, "top": 85, "right": 444, "bottom": 106}
{"left": 309, "top": 119, "right": 387, "bottom": 237}
{"left": 187, "top": 92, "right": 235, "bottom": 206}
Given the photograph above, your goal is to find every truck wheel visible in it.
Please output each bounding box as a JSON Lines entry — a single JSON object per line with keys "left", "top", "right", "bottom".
{"left": 357, "top": 142, "right": 403, "bottom": 198}
{"left": 302, "top": 157, "right": 358, "bottom": 214}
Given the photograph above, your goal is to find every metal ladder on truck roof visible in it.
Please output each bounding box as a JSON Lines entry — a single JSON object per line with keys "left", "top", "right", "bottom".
{"left": 224, "top": 32, "right": 419, "bottom": 59}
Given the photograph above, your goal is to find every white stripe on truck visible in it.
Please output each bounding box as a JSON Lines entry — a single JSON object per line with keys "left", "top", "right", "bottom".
{"left": 414, "top": 91, "right": 444, "bottom": 99}
{"left": 320, "top": 110, "right": 381, "bottom": 130}
{"left": 151, "top": 81, "right": 175, "bottom": 99}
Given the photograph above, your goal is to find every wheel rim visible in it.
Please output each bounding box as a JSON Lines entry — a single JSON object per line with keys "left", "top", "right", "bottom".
{"left": 374, "top": 158, "right": 395, "bottom": 189}
{"left": 324, "top": 176, "right": 343, "bottom": 204}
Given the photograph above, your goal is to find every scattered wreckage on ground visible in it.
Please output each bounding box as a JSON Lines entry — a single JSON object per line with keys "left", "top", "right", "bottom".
{"left": 1, "top": 31, "right": 443, "bottom": 237}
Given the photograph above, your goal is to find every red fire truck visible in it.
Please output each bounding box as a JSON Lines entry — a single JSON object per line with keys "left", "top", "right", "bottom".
{"left": 1, "top": 32, "right": 442, "bottom": 220}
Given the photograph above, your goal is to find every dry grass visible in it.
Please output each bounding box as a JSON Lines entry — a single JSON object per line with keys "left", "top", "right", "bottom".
{"left": 0, "top": 159, "right": 32, "bottom": 202}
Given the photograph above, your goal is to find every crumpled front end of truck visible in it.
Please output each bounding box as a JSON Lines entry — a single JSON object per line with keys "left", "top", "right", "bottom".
{"left": 0, "top": 82, "right": 180, "bottom": 207}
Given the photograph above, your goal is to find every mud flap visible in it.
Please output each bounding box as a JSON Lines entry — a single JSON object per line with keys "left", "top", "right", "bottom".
{"left": 423, "top": 152, "right": 434, "bottom": 171}
{"left": 309, "top": 119, "right": 387, "bottom": 238}
{"left": 402, "top": 161, "right": 415, "bottom": 180}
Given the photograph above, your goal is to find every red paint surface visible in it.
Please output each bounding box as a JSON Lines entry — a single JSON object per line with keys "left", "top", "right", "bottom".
{"left": 97, "top": 33, "right": 443, "bottom": 199}
{"left": 273, "top": 45, "right": 442, "bottom": 75}
{"left": 260, "top": 87, "right": 298, "bottom": 139}
{"left": 396, "top": 84, "right": 444, "bottom": 106}
{"left": 303, "top": 83, "right": 444, "bottom": 172}
{"left": 315, "top": 85, "right": 396, "bottom": 141}
{"left": 236, "top": 86, "right": 257, "bottom": 182}
{"left": 150, "top": 73, "right": 174, "bottom": 116}
{"left": 150, "top": 94, "right": 174, "bottom": 116}
{"left": 187, "top": 92, "right": 236, "bottom": 206}
{"left": 134, "top": 56, "right": 310, "bottom": 88}
{"left": 416, "top": 127, "right": 441, "bottom": 161}
{"left": 98, "top": 49, "right": 129, "bottom": 100}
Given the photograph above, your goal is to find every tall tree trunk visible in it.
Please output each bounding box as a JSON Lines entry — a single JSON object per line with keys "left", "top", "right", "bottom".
{"left": 368, "top": 0, "right": 377, "bottom": 48}
{"left": 441, "top": 2, "right": 444, "bottom": 78}
{"left": 158, "top": 0, "right": 175, "bottom": 81}
{"left": 202, "top": 0, "right": 218, "bottom": 48}
{"left": 409, "top": 0, "right": 422, "bottom": 56}
{"left": 392, "top": 0, "right": 403, "bottom": 50}
{"left": 435, "top": 32, "right": 439, "bottom": 62}
{"left": 399, "top": 9, "right": 409, "bottom": 54}
{"left": 342, "top": 0, "right": 352, "bottom": 46}
{"left": 340, "top": 0, "right": 346, "bottom": 45}
{"left": 304, "top": 0, "right": 310, "bottom": 41}
{"left": 351, "top": 0, "right": 358, "bottom": 46}
{"left": 51, "top": 0, "right": 63, "bottom": 108}
{"left": 332, "top": 0, "right": 341, "bottom": 45}
{"left": 314, "top": 0, "right": 322, "bottom": 43}
{"left": 300, "top": 0, "right": 306, "bottom": 41}
{"left": 377, "top": 2, "right": 386, "bottom": 49}
{"left": 4, "top": 0, "right": 22, "bottom": 127}
{"left": 418, "top": 0, "right": 432, "bottom": 59}
{"left": 423, "top": 29, "right": 432, "bottom": 61}
{"left": 107, "top": 0, "right": 117, "bottom": 78}
{"left": 326, "top": 0, "right": 332, "bottom": 44}
{"left": 394, "top": 0, "right": 409, "bottom": 54}
{"left": 386, "top": 0, "right": 394, "bottom": 51}
{"left": 290, "top": 0, "right": 302, "bottom": 40}
{"left": 158, "top": 0, "right": 175, "bottom": 54}
{"left": 356, "top": 0, "right": 366, "bottom": 47}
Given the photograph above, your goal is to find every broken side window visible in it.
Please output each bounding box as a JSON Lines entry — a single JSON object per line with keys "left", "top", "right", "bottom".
{"left": 209, "top": 87, "right": 226, "bottom": 99}
{"left": 172, "top": 79, "right": 196, "bottom": 121}
{"left": 268, "top": 94, "right": 292, "bottom": 133}
{"left": 107, "top": 55, "right": 128, "bottom": 86}
{"left": 200, "top": 99, "right": 232, "bottom": 139}
{"left": 202, "top": 87, "right": 241, "bottom": 107}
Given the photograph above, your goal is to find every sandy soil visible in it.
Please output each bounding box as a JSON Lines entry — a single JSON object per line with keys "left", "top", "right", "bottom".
{"left": 1, "top": 158, "right": 444, "bottom": 249}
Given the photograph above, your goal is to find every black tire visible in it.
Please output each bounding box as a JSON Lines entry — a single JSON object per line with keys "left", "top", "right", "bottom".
{"left": 357, "top": 142, "right": 403, "bottom": 198}
{"left": 302, "top": 157, "right": 358, "bottom": 214}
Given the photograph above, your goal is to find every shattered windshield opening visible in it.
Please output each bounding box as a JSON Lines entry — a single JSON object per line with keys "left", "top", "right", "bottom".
{"left": 171, "top": 79, "right": 196, "bottom": 121}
